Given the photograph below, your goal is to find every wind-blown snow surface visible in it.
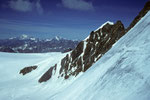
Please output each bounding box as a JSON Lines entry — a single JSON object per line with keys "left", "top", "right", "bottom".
{"left": 52, "top": 11, "right": 150, "bottom": 100}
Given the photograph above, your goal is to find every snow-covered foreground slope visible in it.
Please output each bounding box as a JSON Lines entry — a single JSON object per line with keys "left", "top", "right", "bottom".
{"left": 0, "top": 52, "right": 71, "bottom": 100}
{"left": 52, "top": 11, "right": 150, "bottom": 100}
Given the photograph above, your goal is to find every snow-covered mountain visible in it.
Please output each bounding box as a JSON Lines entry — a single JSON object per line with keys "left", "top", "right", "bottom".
{"left": 54, "top": 6, "right": 150, "bottom": 100}
{"left": 38, "top": 20, "right": 125, "bottom": 82}
{"left": 0, "top": 35, "right": 79, "bottom": 53}
{"left": 0, "top": 1, "right": 150, "bottom": 100}
{"left": 38, "top": 1, "right": 150, "bottom": 82}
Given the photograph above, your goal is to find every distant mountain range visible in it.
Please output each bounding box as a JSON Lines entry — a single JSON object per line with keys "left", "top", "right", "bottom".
{"left": 0, "top": 34, "right": 80, "bottom": 53}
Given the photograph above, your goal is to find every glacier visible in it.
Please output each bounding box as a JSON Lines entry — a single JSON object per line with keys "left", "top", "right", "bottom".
{"left": 0, "top": 52, "right": 68, "bottom": 100}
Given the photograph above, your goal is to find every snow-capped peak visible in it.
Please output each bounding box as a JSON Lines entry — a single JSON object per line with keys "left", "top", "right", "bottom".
{"left": 94, "top": 21, "right": 114, "bottom": 32}
{"left": 30, "top": 37, "right": 36, "bottom": 41}
{"left": 20, "top": 34, "right": 29, "bottom": 40}
{"left": 45, "top": 39, "right": 52, "bottom": 42}
{"left": 55, "top": 36, "right": 61, "bottom": 41}
{"left": 84, "top": 21, "right": 114, "bottom": 41}
{"left": 55, "top": 36, "right": 60, "bottom": 41}
{"left": 52, "top": 36, "right": 62, "bottom": 41}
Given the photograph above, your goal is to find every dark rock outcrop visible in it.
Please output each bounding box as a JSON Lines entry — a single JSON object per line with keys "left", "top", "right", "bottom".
{"left": 58, "top": 21, "right": 125, "bottom": 79}
{"left": 0, "top": 47, "right": 15, "bottom": 53}
{"left": 127, "top": 1, "right": 150, "bottom": 31}
{"left": 38, "top": 64, "right": 57, "bottom": 83}
{"left": 20, "top": 66, "right": 37, "bottom": 75}
{"left": 62, "top": 48, "right": 73, "bottom": 53}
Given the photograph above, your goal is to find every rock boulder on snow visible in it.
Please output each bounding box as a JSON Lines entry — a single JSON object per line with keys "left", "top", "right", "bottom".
{"left": 20, "top": 66, "right": 38, "bottom": 75}
{"left": 39, "top": 64, "right": 57, "bottom": 83}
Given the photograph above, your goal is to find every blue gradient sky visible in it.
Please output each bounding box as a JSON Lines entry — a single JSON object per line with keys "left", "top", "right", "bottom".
{"left": 0, "top": 0, "right": 148, "bottom": 40}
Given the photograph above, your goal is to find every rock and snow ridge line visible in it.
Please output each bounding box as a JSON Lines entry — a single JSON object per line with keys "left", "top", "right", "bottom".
{"left": 54, "top": 10, "right": 150, "bottom": 100}
{"left": 7, "top": 34, "right": 80, "bottom": 41}
{"left": 37, "top": 20, "right": 125, "bottom": 82}
{"left": 38, "top": 1, "right": 150, "bottom": 82}
{"left": 127, "top": 1, "right": 150, "bottom": 31}
{"left": 94, "top": 21, "right": 114, "bottom": 32}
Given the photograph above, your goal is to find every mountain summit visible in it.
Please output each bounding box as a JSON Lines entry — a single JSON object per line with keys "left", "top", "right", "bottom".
{"left": 20, "top": 34, "right": 29, "bottom": 40}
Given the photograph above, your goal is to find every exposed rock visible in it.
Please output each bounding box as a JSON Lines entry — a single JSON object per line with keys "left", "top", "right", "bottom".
{"left": 62, "top": 48, "right": 73, "bottom": 53}
{"left": 63, "top": 20, "right": 125, "bottom": 78}
{"left": 0, "top": 47, "right": 15, "bottom": 53}
{"left": 20, "top": 66, "right": 37, "bottom": 75}
{"left": 38, "top": 64, "right": 57, "bottom": 83}
{"left": 127, "top": 1, "right": 150, "bottom": 31}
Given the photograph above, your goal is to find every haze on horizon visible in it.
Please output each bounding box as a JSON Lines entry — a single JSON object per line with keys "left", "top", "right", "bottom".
{"left": 0, "top": 0, "right": 148, "bottom": 40}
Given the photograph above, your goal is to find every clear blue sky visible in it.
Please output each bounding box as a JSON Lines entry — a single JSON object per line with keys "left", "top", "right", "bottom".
{"left": 0, "top": 0, "right": 148, "bottom": 40}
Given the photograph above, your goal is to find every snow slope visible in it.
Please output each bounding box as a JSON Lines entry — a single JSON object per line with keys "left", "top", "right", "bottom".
{"left": 52, "top": 11, "right": 150, "bottom": 100}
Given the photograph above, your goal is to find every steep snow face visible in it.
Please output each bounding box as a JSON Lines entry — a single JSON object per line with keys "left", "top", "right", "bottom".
{"left": 53, "top": 11, "right": 150, "bottom": 100}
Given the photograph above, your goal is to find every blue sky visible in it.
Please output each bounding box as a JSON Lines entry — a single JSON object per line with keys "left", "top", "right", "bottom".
{"left": 0, "top": 0, "right": 148, "bottom": 40}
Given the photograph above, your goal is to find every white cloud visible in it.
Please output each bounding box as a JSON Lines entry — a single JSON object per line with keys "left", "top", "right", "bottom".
{"left": 35, "top": 0, "right": 44, "bottom": 14}
{"left": 8, "top": 0, "right": 43, "bottom": 14}
{"left": 61, "top": 0, "right": 94, "bottom": 11}
{"left": 8, "top": 0, "right": 33, "bottom": 12}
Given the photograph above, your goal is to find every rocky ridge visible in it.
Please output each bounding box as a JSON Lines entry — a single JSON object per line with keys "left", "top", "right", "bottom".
{"left": 22, "top": 1, "right": 150, "bottom": 83}
{"left": 127, "top": 1, "right": 150, "bottom": 31}
{"left": 39, "top": 21, "right": 125, "bottom": 82}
